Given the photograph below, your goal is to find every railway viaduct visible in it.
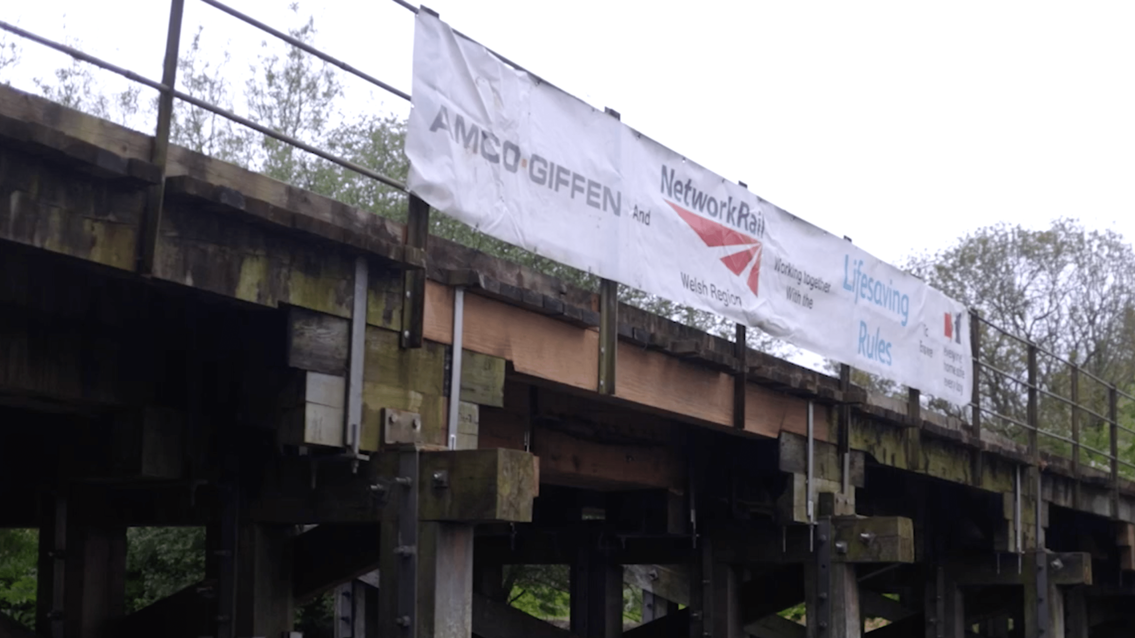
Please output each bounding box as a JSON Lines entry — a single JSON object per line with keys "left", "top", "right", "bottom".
{"left": 0, "top": 81, "right": 1134, "bottom": 638}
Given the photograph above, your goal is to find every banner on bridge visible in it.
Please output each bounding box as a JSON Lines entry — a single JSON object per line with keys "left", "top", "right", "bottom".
{"left": 405, "top": 10, "right": 972, "bottom": 405}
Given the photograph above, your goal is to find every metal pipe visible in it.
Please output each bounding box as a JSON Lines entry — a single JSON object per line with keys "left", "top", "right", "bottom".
{"left": 0, "top": 21, "right": 409, "bottom": 192}
{"left": 139, "top": 0, "right": 185, "bottom": 275}
{"left": 446, "top": 287, "right": 465, "bottom": 449}
{"left": 0, "top": 20, "right": 168, "bottom": 92}
{"left": 198, "top": 0, "right": 412, "bottom": 102}
{"left": 346, "top": 255, "right": 369, "bottom": 469}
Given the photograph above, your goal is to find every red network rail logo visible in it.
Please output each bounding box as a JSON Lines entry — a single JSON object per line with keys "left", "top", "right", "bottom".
{"left": 667, "top": 201, "right": 764, "bottom": 296}
{"left": 944, "top": 312, "right": 962, "bottom": 344}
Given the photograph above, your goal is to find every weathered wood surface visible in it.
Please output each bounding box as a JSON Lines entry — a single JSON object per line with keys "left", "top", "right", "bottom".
{"left": 6, "top": 81, "right": 1135, "bottom": 518}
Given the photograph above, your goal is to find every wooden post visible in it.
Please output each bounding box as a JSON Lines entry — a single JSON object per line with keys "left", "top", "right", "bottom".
{"left": 734, "top": 323, "right": 747, "bottom": 430}
{"left": 597, "top": 106, "right": 621, "bottom": 397}
{"left": 36, "top": 486, "right": 127, "bottom": 638}
{"left": 380, "top": 448, "right": 507, "bottom": 638}
{"left": 1023, "top": 551, "right": 1059, "bottom": 638}
{"left": 570, "top": 546, "right": 622, "bottom": 638}
{"left": 417, "top": 522, "right": 475, "bottom": 638}
{"left": 234, "top": 523, "right": 295, "bottom": 636}
{"left": 923, "top": 566, "right": 964, "bottom": 638}
{"left": 710, "top": 558, "right": 743, "bottom": 638}
{"left": 1064, "top": 586, "right": 1088, "bottom": 638}
{"left": 36, "top": 491, "right": 67, "bottom": 638}
{"left": 401, "top": 195, "right": 430, "bottom": 349}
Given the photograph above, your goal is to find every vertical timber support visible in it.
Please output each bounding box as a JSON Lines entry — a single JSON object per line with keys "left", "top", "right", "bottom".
{"left": 708, "top": 536, "right": 743, "bottom": 638}
{"left": 839, "top": 364, "right": 852, "bottom": 495}
{"left": 234, "top": 523, "right": 294, "bottom": 637}
{"left": 210, "top": 480, "right": 239, "bottom": 638}
{"left": 138, "top": 0, "right": 185, "bottom": 275}
{"left": 381, "top": 447, "right": 420, "bottom": 636}
{"left": 36, "top": 487, "right": 127, "bottom": 638}
{"left": 598, "top": 106, "right": 621, "bottom": 396}
{"left": 734, "top": 323, "right": 746, "bottom": 429}
{"left": 401, "top": 195, "right": 430, "bottom": 349}
{"left": 1064, "top": 586, "right": 1088, "bottom": 638}
{"left": 36, "top": 491, "right": 67, "bottom": 638}
{"left": 417, "top": 522, "right": 474, "bottom": 638}
{"left": 806, "top": 518, "right": 859, "bottom": 638}
{"left": 379, "top": 449, "right": 476, "bottom": 638}
{"left": 570, "top": 545, "right": 622, "bottom": 638}
{"left": 597, "top": 278, "right": 618, "bottom": 395}
{"left": 924, "top": 566, "right": 964, "bottom": 638}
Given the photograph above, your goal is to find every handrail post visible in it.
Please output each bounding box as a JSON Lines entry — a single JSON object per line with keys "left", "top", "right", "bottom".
{"left": 1070, "top": 364, "right": 1081, "bottom": 509}
{"left": 400, "top": 194, "right": 430, "bottom": 349}
{"left": 733, "top": 323, "right": 746, "bottom": 429}
{"left": 597, "top": 106, "right": 621, "bottom": 396}
{"left": 1110, "top": 384, "right": 1120, "bottom": 518}
{"left": 970, "top": 309, "right": 981, "bottom": 439}
{"left": 138, "top": 0, "right": 185, "bottom": 276}
{"left": 1027, "top": 344, "right": 1038, "bottom": 459}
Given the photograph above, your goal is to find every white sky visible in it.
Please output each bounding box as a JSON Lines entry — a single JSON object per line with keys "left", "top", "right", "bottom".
{"left": 5, "top": 0, "right": 1134, "bottom": 270}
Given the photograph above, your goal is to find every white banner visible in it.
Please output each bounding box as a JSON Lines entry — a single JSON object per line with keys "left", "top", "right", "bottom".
{"left": 406, "top": 11, "right": 972, "bottom": 405}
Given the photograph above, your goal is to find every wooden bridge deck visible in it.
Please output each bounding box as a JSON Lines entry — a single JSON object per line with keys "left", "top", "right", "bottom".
{"left": 1, "top": 83, "right": 1134, "bottom": 637}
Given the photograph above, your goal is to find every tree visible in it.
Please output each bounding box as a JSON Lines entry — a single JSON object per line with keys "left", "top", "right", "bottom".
{"left": 906, "top": 218, "right": 1135, "bottom": 458}
{"left": 0, "top": 529, "right": 37, "bottom": 627}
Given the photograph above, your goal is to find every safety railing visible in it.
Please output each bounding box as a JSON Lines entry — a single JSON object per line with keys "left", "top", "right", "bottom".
{"left": 3, "top": 0, "right": 1134, "bottom": 506}
{"left": 971, "top": 310, "right": 1135, "bottom": 502}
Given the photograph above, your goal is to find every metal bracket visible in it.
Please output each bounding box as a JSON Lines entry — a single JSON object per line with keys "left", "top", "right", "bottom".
{"left": 395, "top": 448, "right": 420, "bottom": 635}
{"left": 815, "top": 518, "right": 833, "bottom": 638}
{"left": 344, "top": 254, "right": 371, "bottom": 473}
{"left": 1035, "top": 550, "right": 1050, "bottom": 636}
{"left": 383, "top": 408, "right": 423, "bottom": 446}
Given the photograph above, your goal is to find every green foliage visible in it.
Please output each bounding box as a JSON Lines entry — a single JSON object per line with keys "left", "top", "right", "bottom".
{"left": 124, "top": 527, "right": 206, "bottom": 612}
{"left": 0, "top": 529, "right": 37, "bottom": 628}
{"left": 906, "top": 218, "right": 1135, "bottom": 466}
{"left": 502, "top": 565, "right": 642, "bottom": 623}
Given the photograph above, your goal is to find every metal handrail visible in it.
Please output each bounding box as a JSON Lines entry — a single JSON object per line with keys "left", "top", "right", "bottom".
{"left": 0, "top": 21, "right": 408, "bottom": 192}
{"left": 198, "top": 0, "right": 412, "bottom": 102}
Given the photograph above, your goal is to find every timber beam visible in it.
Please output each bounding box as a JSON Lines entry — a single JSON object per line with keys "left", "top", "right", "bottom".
{"left": 715, "top": 517, "right": 915, "bottom": 564}
{"left": 251, "top": 448, "right": 538, "bottom": 524}
{"left": 947, "top": 551, "right": 1092, "bottom": 586}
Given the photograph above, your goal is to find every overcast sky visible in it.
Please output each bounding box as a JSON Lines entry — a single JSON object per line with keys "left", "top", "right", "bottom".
{"left": 4, "top": 0, "right": 1135, "bottom": 268}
